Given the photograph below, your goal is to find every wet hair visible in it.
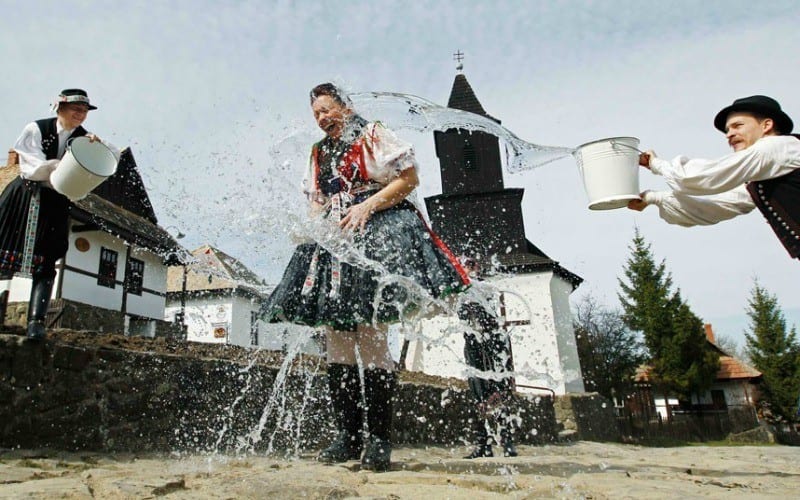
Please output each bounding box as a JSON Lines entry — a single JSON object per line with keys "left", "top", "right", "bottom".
{"left": 310, "top": 83, "right": 350, "bottom": 107}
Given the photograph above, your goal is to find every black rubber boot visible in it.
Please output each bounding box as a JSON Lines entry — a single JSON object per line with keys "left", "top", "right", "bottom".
{"left": 464, "top": 419, "right": 493, "bottom": 459}
{"left": 318, "top": 364, "right": 363, "bottom": 463}
{"left": 500, "top": 411, "right": 518, "bottom": 457}
{"left": 26, "top": 276, "right": 54, "bottom": 340}
{"left": 361, "top": 368, "right": 396, "bottom": 472}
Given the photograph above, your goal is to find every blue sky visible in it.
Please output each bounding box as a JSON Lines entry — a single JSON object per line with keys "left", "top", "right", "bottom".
{"left": 2, "top": 1, "right": 799, "bottom": 348}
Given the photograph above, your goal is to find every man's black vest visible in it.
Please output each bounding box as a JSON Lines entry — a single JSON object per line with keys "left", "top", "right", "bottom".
{"left": 35, "top": 117, "right": 87, "bottom": 160}
{"left": 746, "top": 138, "right": 800, "bottom": 259}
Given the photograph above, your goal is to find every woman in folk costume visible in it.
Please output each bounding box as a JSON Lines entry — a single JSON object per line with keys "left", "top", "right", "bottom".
{"left": 0, "top": 89, "right": 116, "bottom": 340}
{"left": 262, "top": 83, "right": 470, "bottom": 471}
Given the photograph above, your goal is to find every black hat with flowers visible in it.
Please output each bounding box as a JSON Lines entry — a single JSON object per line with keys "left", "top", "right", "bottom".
{"left": 54, "top": 88, "right": 97, "bottom": 111}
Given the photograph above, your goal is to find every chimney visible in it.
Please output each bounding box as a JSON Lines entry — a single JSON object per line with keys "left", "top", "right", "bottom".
{"left": 6, "top": 149, "right": 18, "bottom": 166}
{"left": 704, "top": 323, "right": 715, "bottom": 343}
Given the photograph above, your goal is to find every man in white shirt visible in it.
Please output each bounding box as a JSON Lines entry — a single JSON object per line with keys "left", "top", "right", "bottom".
{"left": 629, "top": 95, "right": 800, "bottom": 260}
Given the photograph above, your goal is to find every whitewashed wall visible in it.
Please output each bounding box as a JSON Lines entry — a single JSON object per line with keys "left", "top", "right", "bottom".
{"left": 491, "top": 271, "right": 570, "bottom": 395}
{"left": 58, "top": 230, "right": 168, "bottom": 319}
{"left": 549, "top": 276, "right": 586, "bottom": 393}
{"left": 228, "top": 295, "right": 260, "bottom": 347}
{"left": 125, "top": 246, "right": 168, "bottom": 318}
{"left": 62, "top": 230, "right": 125, "bottom": 309}
{"left": 167, "top": 296, "right": 232, "bottom": 344}
{"left": 405, "top": 315, "right": 465, "bottom": 378}
{"left": 1, "top": 274, "right": 34, "bottom": 302}
{"left": 166, "top": 294, "right": 322, "bottom": 354}
{"left": 404, "top": 270, "right": 584, "bottom": 396}
{"left": 694, "top": 381, "right": 757, "bottom": 408}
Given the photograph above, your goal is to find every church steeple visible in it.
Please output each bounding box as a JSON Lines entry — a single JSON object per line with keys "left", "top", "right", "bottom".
{"left": 425, "top": 62, "right": 527, "bottom": 264}
{"left": 434, "top": 70, "right": 504, "bottom": 196}
{"left": 447, "top": 73, "right": 489, "bottom": 117}
{"left": 423, "top": 57, "right": 580, "bottom": 283}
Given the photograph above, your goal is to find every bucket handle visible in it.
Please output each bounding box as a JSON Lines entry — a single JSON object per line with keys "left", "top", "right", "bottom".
{"left": 609, "top": 139, "right": 644, "bottom": 154}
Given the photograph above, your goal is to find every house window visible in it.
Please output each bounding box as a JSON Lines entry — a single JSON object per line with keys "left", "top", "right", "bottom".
{"left": 463, "top": 141, "right": 477, "bottom": 170}
{"left": 250, "top": 310, "right": 259, "bottom": 346}
{"left": 710, "top": 390, "right": 727, "bottom": 410}
{"left": 98, "top": 247, "right": 118, "bottom": 288}
{"left": 125, "top": 258, "right": 145, "bottom": 296}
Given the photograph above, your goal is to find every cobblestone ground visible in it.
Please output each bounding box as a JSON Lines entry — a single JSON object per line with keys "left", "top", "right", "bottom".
{"left": 1, "top": 441, "right": 798, "bottom": 499}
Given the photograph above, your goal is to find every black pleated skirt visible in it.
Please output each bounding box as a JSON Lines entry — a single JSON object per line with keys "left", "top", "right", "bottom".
{"left": 0, "top": 176, "right": 69, "bottom": 278}
{"left": 262, "top": 207, "right": 469, "bottom": 331}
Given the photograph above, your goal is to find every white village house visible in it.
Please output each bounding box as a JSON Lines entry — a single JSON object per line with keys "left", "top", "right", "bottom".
{"left": 165, "top": 244, "right": 317, "bottom": 352}
{"left": 401, "top": 71, "right": 586, "bottom": 396}
{"left": 165, "top": 244, "right": 269, "bottom": 347}
{"left": 632, "top": 324, "right": 762, "bottom": 429}
{"left": 1, "top": 149, "right": 187, "bottom": 336}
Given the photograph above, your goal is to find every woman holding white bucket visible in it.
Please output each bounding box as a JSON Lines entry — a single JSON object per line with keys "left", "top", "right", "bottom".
{"left": 0, "top": 88, "right": 118, "bottom": 340}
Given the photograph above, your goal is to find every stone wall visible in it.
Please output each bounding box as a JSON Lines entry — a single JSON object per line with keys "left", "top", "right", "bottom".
{"left": 554, "top": 392, "right": 620, "bottom": 442}
{"left": 728, "top": 406, "right": 759, "bottom": 434}
{"left": 5, "top": 299, "right": 181, "bottom": 339}
{"left": 0, "top": 332, "right": 559, "bottom": 453}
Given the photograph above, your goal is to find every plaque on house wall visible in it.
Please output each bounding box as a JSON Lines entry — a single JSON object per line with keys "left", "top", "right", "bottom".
{"left": 212, "top": 323, "right": 228, "bottom": 339}
{"left": 75, "top": 237, "right": 90, "bottom": 252}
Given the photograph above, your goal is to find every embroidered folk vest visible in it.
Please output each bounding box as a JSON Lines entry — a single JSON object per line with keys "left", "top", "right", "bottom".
{"left": 747, "top": 167, "right": 800, "bottom": 260}
{"left": 35, "top": 117, "right": 87, "bottom": 160}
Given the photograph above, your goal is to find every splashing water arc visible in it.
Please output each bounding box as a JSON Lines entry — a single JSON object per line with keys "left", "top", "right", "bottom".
{"left": 350, "top": 91, "right": 576, "bottom": 172}
{"left": 156, "top": 89, "right": 580, "bottom": 457}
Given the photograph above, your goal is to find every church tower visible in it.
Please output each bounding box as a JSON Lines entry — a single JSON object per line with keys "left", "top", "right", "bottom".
{"left": 409, "top": 56, "right": 585, "bottom": 396}
{"left": 424, "top": 67, "right": 560, "bottom": 274}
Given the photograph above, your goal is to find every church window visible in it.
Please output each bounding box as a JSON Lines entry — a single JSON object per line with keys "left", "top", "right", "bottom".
{"left": 463, "top": 141, "right": 477, "bottom": 170}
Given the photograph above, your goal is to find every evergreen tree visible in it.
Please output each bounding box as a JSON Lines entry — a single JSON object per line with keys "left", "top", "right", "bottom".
{"left": 618, "top": 229, "right": 719, "bottom": 401}
{"left": 744, "top": 282, "right": 800, "bottom": 422}
{"left": 656, "top": 293, "right": 720, "bottom": 399}
{"left": 618, "top": 230, "right": 673, "bottom": 359}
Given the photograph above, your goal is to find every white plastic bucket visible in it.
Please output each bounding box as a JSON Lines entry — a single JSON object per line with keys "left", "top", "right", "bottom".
{"left": 574, "top": 136, "right": 642, "bottom": 210}
{"left": 51, "top": 136, "right": 117, "bottom": 201}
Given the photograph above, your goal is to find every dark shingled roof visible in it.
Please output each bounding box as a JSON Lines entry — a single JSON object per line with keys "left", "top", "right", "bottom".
{"left": 92, "top": 148, "right": 158, "bottom": 224}
{"left": 1, "top": 150, "right": 187, "bottom": 265}
{"left": 70, "top": 193, "right": 186, "bottom": 265}
{"left": 495, "top": 240, "right": 583, "bottom": 288}
{"left": 447, "top": 73, "right": 500, "bottom": 123}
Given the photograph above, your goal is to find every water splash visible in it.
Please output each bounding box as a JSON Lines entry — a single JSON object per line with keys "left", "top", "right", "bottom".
{"left": 350, "top": 91, "right": 576, "bottom": 172}
{"left": 151, "top": 88, "right": 584, "bottom": 460}
{"left": 235, "top": 328, "right": 323, "bottom": 456}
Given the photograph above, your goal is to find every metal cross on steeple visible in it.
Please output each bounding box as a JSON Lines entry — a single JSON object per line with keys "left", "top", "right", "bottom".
{"left": 453, "top": 50, "right": 464, "bottom": 71}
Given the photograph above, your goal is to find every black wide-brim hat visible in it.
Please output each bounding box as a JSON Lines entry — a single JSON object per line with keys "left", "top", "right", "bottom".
{"left": 714, "top": 95, "right": 793, "bottom": 134}
{"left": 55, "top": 88, "right": 97, "bottom": 110}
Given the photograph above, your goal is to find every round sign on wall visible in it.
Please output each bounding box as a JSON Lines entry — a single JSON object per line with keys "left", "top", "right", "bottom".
{"left": 75, "top": 237, "right": 90, "bottom": 252}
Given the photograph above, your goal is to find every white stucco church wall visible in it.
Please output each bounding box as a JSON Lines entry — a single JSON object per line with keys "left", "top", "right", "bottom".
{"left": 404, "top": 270, "right": 584, "bottom": 396}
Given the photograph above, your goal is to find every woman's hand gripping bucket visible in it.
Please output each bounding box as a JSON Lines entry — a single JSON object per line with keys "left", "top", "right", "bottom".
{"left": 50, "top": 136, "right": 118, "bottom": 201}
